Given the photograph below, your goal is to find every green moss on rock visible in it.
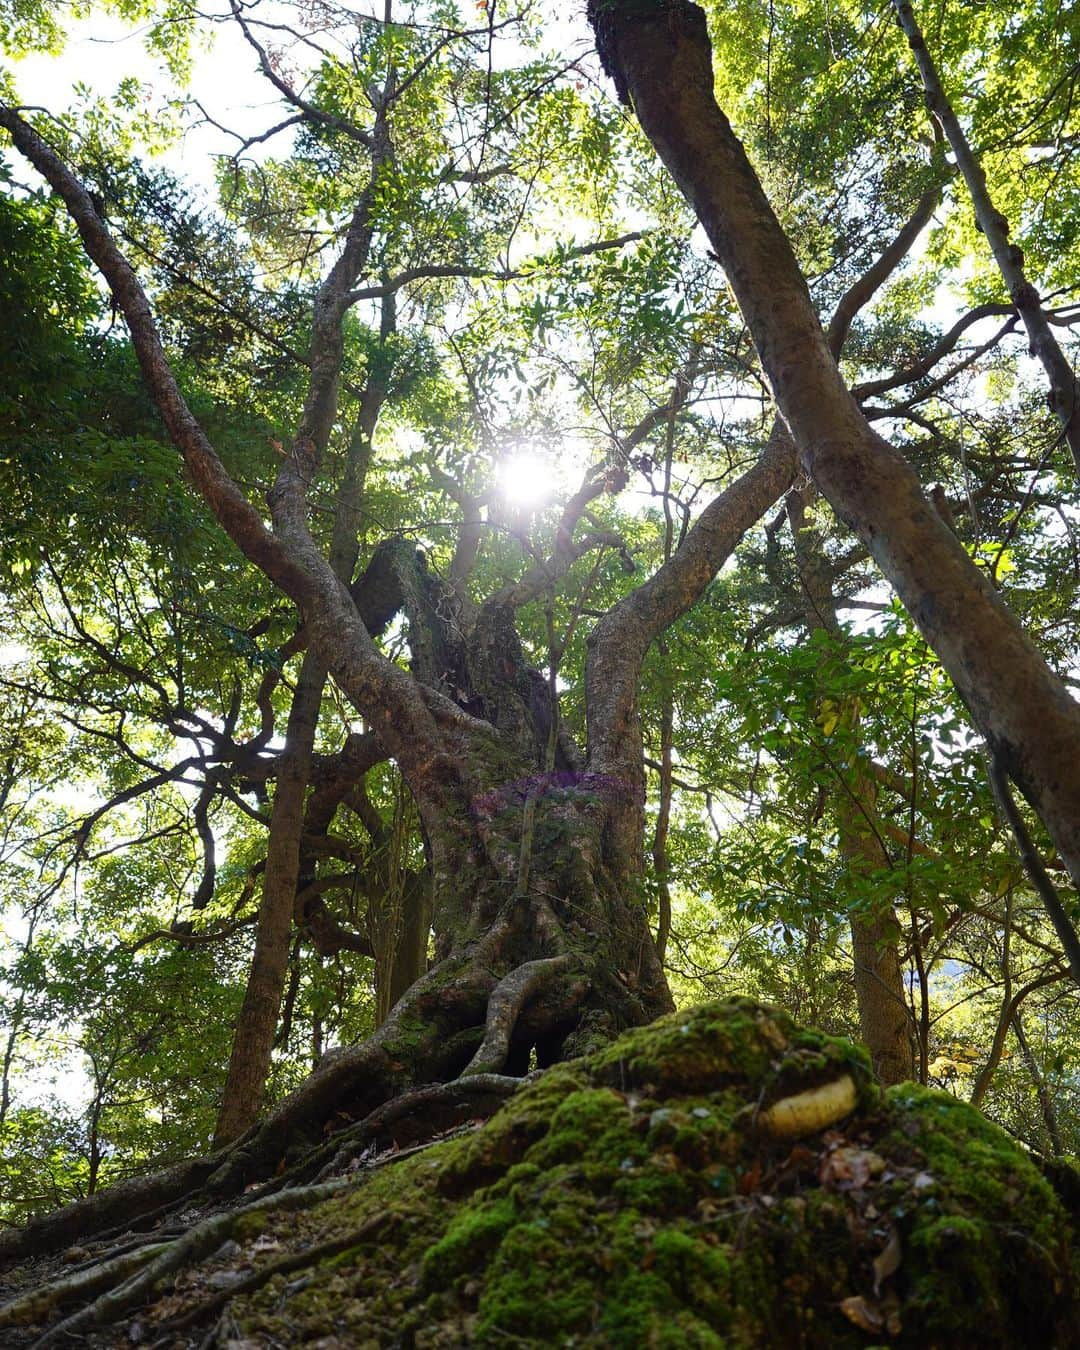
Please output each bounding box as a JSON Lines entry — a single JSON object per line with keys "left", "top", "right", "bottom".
{"left": 223, "top": 1000, "right": 1079, "bottom": 1347}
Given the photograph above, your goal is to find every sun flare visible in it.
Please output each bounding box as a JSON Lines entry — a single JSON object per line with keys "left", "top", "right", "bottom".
{"left": 496, "top": 450, "right": 554, "bottom": 509}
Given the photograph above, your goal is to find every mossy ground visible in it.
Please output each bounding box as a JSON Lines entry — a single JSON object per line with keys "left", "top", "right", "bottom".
{"left": 90, "top": 1001, "right": 1080, "bottom": 1346}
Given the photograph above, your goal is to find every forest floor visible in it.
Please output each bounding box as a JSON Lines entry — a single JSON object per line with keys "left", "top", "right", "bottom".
{"left": 2, "top": 999, "right": 1078, "bottom": 1348}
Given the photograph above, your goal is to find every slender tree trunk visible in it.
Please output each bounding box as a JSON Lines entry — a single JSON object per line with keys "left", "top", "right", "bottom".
{"left": 1012, "top": 1008, "right": 1065, "bottom": 1156}
{"left": 970, "top": 894, "right": 1014, "bottom": 1110}
{"left": 652, "top": 684, "right": 674, "bottom": 966}
{"left": 215, "top": 652, "right": 326, "bottom": 1145}
{"left": 892, "top": 0, "right": 1080, "bottom": 480}
{"left": 848, "top": 903, "right": 912, "bottom": 1085}
{"left": 215, "top": 286, "right": 393, "bottom": 1143}
{"left": 373, "top": 874, "right": 433, "bottom": 1026}
{"left": 788, "top": 488, "right": 914, "bottom": 1083}
{"left": 589, "top": 1, "right": 1080, "bottom": 918}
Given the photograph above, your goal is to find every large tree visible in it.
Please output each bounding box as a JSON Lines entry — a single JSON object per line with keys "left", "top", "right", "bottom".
{"left": 2, "top": 0, "right": 1080, "bottom": 1264}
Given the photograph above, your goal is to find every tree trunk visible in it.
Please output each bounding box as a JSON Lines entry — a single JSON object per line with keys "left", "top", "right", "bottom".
{"left": 847, "top": 876, "right": 913, "bottom": 1085}
{"left": 589, "top": 0, "right": 1080, "bottom": 934}
{"left": 1012, "top": 1008, "right": 1065, "bottom": 1156}
{"left": 892, "top": 0, "right": 1080, "bottom": 480}
{"left": 215, "top": 652, "right": 326, "bottom": 1145}
{"left": 788, "top": 486, "right": 914, "bottom": 1083}
{"left": 372, "top": 873, "right": 432, "bottom": 1027}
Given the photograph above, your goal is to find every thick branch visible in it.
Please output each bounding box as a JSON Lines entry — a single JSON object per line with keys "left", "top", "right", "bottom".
{"left": 589, "top": 0, "right": 1080, "bottom": 904}
{"left": 827, "top": 175, "right": 945, "bottom": 358}
{"left": 0, "top": 107, "right": 314, "bottom": 604}
{"left": 343, "top": 233, "right": 644, "bottom": 304}
{"left": 586, "top": 424, "right": 795, "bottom": 788}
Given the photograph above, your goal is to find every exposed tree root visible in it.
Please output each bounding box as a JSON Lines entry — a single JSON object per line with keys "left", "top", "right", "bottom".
{"left": 0, "top": 951, "right": 492, "bottom": 1265}
{"left": 3, "top": 1108, "right": 505, "bottom": 1345}
{"left": 0, "top": 940, "right": 594, "bottom": 1277}
{"left": 311, "top": 1072, "right": 523, "bottom": 1182}
{"left": 0, "top": 1158, "right": 221, "bottom": 1267}
{"left": 463, "top": 953, "right": 580, "bottom": 1076}
{"left": 0, "top": 1242, "right": 171, "bottom": 1330}
{"left": 25, "top": 1174, "right": 360, "bottom": 1346}
{"left": 0, "top": 940, "right": 615, "bottom": 1350}
{"left": 154, "top": 1211, "right": 390, "bottom": 1335}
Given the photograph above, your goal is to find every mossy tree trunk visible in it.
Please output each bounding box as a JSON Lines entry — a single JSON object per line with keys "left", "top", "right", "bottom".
{"left": 1, "top": 63, "right": 794, "bottom": 1197}
{"left": 11, "top": 23, "right": 1067, "bottom": 1236}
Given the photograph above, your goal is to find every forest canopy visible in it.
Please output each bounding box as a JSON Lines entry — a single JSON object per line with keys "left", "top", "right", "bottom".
{"left": 1, "top": 0, "right": 1080, "bottom": 1240}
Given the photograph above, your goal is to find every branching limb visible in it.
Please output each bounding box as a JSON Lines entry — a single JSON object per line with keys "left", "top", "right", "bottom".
{"left": 586, "top": 424, "right": 796, "bottom": 788}
{"left": 989, "top": 754, "right": 1080, "bottom": 987}
{"left": 827, "top": 175, "right": 946, "bottom": 358}
{"left": 852, "top": 302, "right": 1018, "bottom": 400}
{"left": 343, "top": 233, "right": 643, "bottom": 304}
{"left": 229, "top": 0, "right": 373, "bottom": 147}
{"left": 0, "top": 106, "right": 315, "bottom": 605}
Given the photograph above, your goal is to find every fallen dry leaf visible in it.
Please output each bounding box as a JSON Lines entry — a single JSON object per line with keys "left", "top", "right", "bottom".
{"left": 840, "top": 1294, "right": 884, "bottom": 1333}
{"left": 820, "top": 1146, "right": 886, "bottom": 1191}
{"left": 873, "top": 1226, "right": 903, "bottom": 1294}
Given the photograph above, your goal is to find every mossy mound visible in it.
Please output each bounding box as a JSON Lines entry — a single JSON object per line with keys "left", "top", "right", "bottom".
{"left": 161, "top": 1001, "right": 1080, "bottom": 1346}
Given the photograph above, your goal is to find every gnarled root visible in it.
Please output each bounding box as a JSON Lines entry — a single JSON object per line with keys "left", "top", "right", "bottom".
{"left": 23, "top": 1175, "right": 362, "bottom": 1347}
{"left": 0, "top": 939, "right": 593, "bottom": 1289}
{"left": 463, "top": 953, "right": 581, "bottom": 1076}
{"left": 0, "top": 1157, "right": 220, "bottom": 1268}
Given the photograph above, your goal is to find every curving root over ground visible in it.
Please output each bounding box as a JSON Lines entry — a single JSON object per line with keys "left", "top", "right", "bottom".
{"left": 2, "top": 999, "right": 1079, "bottom": 1347}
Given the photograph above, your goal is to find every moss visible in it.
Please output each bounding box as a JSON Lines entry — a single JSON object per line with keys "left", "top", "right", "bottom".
{"left": 422, "top": 1196, "right": 517, "bottom": 1285}
{"left": 876, "top": 1085, "right": 1074, "bottom": 1345}
{"left": 218, "top": 1000, "right": 1080, "bottom": 1348}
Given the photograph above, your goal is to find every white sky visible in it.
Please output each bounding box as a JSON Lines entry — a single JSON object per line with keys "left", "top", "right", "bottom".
{"left": 10, "top": 11, "right": 293, "bottom": 190}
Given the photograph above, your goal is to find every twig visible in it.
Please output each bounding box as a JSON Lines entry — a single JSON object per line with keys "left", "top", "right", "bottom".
{"left": 989, "top": 753, "right": 1080, "bottom": 987}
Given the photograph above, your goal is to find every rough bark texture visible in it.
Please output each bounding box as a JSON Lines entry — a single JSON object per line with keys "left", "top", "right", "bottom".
{"left": 847, "top": 886, "right": 913, "bottom": 1086}
{"left": 215, "top": 652, "right": 326, "bottom": 1145}
{"left": 586, "top": 423, "right": 797, "bottom": 858}
{"left": 588, "top": 0, "right": 1080, "bottom": 908}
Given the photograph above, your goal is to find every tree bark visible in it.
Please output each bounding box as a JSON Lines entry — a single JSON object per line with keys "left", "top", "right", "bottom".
{"left": 788, "top": 487, "right": 914, "bottom": 1084}
{"left": 215, "top": 651, "right": 326, "bottom": 1145}
{"left": 1012, "top": 1008, "right": 1065, "bottom": 1156}
{"left": 215, "top": 298, "right": 394, "bottom": 1143}
{"left": 848, "top": 904, "right": 912, "bottom": 1085}
{"left": 588, "top": 0, "right": 1080, "bottom": 917}
{"left": 373, "top": 873, "right": 433, "bottom": 1026}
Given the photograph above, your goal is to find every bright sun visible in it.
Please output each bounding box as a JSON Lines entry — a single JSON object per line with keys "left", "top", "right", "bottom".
{"left": 497, "top": 451, "right": 554, "bottom": 509}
